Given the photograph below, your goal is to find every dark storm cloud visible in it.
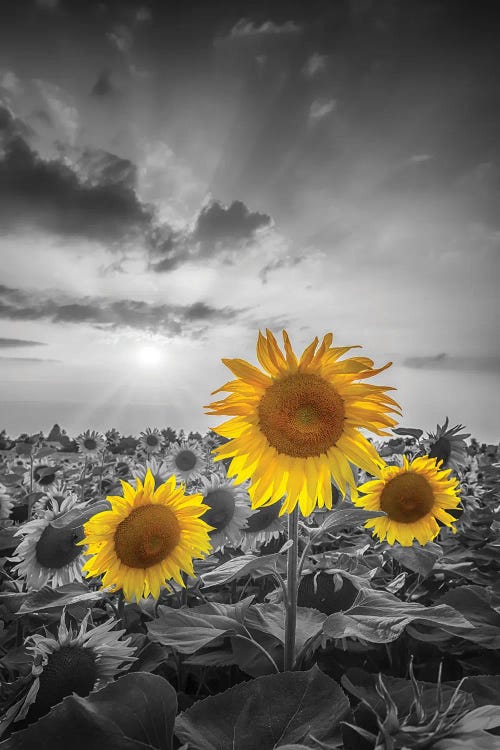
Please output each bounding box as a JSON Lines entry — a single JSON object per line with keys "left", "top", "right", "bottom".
{"left": 1, "top": 104, "right": 277, "bottom": 271}
{"left": 150, "top": 199, "right": 273, "bottom": 272}
{"left": 403, "top": 353, "right": 500, "bottom": 374}
{"left": 0, "top": 283, "right": 240, "bottom": 336}
{"left": 193, "top": 200, "right": 272, "bottom": 247}
{"left": 0, "top": 103, "right": 151, "bottom": 243}
{"left": 0, "top": 337, "right": 46, "bottom": 348}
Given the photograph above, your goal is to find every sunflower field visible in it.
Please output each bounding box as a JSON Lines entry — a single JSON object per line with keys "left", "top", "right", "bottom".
{"left": 0, "top": 331, "right": 500, "bottom": 750}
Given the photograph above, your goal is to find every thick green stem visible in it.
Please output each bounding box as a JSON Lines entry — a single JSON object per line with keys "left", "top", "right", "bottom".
{"left": 284, "top": 506, "right": 299, "bottom": 671}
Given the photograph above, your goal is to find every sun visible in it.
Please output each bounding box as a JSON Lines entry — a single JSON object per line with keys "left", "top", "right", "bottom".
{"left": 137, "top": 344, "right": 164, "bottom": 367}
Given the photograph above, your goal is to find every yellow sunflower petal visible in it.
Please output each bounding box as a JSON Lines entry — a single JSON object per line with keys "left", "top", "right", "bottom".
{"left": 205, "top": 329, "right": 401, "bottom": 516}
{"left": 79, "top": 471, "right": 212, "bottom": 602}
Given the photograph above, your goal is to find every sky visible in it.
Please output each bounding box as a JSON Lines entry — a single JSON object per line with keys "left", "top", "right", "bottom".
{"left": 0, "top": 0, "right": 499, "bottom": 442}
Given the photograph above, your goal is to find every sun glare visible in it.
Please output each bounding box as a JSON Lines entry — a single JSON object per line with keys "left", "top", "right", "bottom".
{"left": 137, "top": 345, "right": 165, "bottom": 367}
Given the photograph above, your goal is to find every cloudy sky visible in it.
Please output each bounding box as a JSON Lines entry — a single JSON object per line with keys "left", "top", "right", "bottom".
{"left": 1, "top": 0, "right": 499, "bottom": 442}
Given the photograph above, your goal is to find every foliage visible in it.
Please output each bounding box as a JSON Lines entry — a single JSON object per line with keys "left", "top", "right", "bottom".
{"left": 0, "top": 425, "right": 499, "bottom": 748}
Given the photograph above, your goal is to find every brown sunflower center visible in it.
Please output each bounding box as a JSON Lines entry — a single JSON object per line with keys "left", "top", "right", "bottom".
{"left": 36, "top": 523, "right": 84, "bottom": 568}
{"left": 429, "top": 437, "right": 451, "bottom": 465}
{"left": 379, "top": 472, "right": 435, "bottom": 523}
{"left": 246, "top": 502, "right": 281, "bottom": 532}
{"left": 34, "top": 465, "right": 56, "bottom": 486}
{"left": 175, "top": 450, "right": 197, "bottom": 471}
{"left": 203, "top": 489, "right": 236, "bottom": 531}
{"left": 257, "top": 373, "right": 345, "bottom": 457}
{"left": 32, "top": 645, "right": 97, "bottom": 720}
{"left": 83, "top": 438, "right": 97, "bottom": 450}
{"left": 114, "top": 503, "right": 180, "bottom": 568}
{"left": 146, "top": 435, "right": 159, "bottom": 446}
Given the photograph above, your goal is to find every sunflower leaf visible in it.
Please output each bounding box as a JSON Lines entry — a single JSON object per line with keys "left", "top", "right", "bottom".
{"left": 447, "top": 675, "right": 500, "bottom": 707}
{"left": 0, "top": 527, "right": 19, "bottom": 553}
{"left": 384, "top": 543, "right": 443, "bottom": 577}
{"left": 311, "top": 508, "right": 387, "bottom": 540}
{"left": 432, "top": 732, "right": 500, "bottom": 750}
{"left": 147, "top": 598, "right": 254, "bottom": 654}
{"left": 16, "top": 583, "right": 107, "bottom": 614}
{"left": 323, "top": 589, "right": 474, "bottom": 644}
{"left": 436, "top": 586, "right": 500, "bottom": 649}
{"left": 34, "top": 447, "right": 56, "bottom": 459}
{"left": 391, "top": 427, "right": 423, "bottom": 439}
{"left": 0, "top": 672, "right": 177, "bottom": 750}
{"left": 201, "top": 553, "right": 287, "bottom": 588}
{"left": 51, "top": 500, "right": 111, "bottom": 528}
{"left": 175, "top": 665, "right": 351, "bottom": 750}
{"left": 450, "top": 705, "right": 500, "bottom": 733}
{"left": 0, "top": 473, "right": 24, "bottom": 485}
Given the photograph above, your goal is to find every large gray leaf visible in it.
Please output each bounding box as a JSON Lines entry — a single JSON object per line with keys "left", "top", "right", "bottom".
{"left": 1, "top": 672, "right": 177, "bottom": 750}
{"left": 16, "top": 583, "right": 107, "bottom": 615}
{"left": 201, "top": 553, "right": 286, "bottom": 588}
{"left": 147, "top": 598, "right": 253, "bottom": 654}
{"left": 175, "top": 665, "right": 351, "bottom": 750}
{"left": 323, "top": 589, "right": 474, "bottom": 644}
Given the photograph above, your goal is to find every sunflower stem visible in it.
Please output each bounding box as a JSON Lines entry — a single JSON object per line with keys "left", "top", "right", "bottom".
{"left": 27, "top": 455, "right": 34, "bottom": 521}
{"left": 284, "top": 506, "right": 299, "bottom": 672}
{"left": 80, "top": 456, "right": 88, "bottom": 502}
{"left": 98, "top": 449, "right": 106, "bottom": 497}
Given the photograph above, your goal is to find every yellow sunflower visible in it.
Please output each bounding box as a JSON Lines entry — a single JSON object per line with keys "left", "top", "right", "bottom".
{"left": 79, "top": 468, "right": 213, "bottom": 602}
{"left": 205, "top": 329, "right": 401, "bottom": 516}
{"left": 353, "top": 454, "right": 462, "bottom": 546}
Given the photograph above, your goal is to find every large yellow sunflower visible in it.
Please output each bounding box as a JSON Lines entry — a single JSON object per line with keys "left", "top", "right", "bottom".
{"left": 353, "top": 454, "right": 462, "bottom": 546}
{"left": 205, "top": 329, "right": 401, "bottom": 516}
{"left": 79, "top": 469, "right": 213, "bottom": 602}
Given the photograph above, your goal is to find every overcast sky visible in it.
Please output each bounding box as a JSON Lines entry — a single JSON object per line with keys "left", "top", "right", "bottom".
{"left": 1, "top": 0, "right": 499, "bottom": 442}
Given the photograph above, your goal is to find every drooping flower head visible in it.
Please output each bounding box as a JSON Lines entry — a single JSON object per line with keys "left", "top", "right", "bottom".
{"left": 23, "top": 458, "right": 60, "bottom": 492}
{"left": 163, "top": 439, "right": 207, "bottom": 484}
{"left": 199, "top": 470, "right": 252, "bottom": 552}
{"left": 10, "top": 495, "right": 95, "bottom": 589}
{"left": 206, "top": 329, "right": 401, "bottom": 516}
{"left": 79, "top": 469, "right": 213, "bottom": 602}
{"left": 353, "top": 454, "right": 462, "bottom": 546}
{"left": 423, "top": 418, "right": 470, "bottom": 473}
{"left": 12, "top": 608, "right": 136, "bottom": 726}
{"left": 138, "top": 427, "right": 164, "bottom": 455}
{"left": 239, "top": 500, "right": 287, "bottom": 552}
{"left": 76, "top": 429, "right": 106, "bottom": 457}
